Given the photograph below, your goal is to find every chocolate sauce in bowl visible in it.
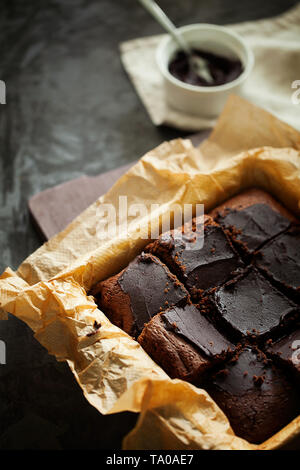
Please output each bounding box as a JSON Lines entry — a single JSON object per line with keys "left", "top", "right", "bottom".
{"left": 168, "top": 49, "right": 244, "bottom": 87}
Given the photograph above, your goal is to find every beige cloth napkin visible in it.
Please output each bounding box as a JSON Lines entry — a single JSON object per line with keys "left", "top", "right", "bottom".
{"left": 120, "top": 4, "right": 300, "bottom": 132}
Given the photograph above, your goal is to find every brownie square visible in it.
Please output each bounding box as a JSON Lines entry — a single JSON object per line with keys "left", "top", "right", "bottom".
{"left": 138, "top": 304, "right": 234, "bottom": 383}
{"left": 267, "top": 329, "right": 300, "bottom": 382}
{"left": 146, "top": 215, "right": 243, "bottom": 297}
{"left": 205, "top": 267, "right": 298, "bottom": 341}
{"left": 206, "top": 346, "right": 299, "bottom": 444}
{"left": 210, "top": 188, "right": 293, "bottom": 256}
{"left": 255, "top": 225, "right": 300, "bottom": 301}
{"left": 95, "top": 253, "right": 189, "bottom": 337}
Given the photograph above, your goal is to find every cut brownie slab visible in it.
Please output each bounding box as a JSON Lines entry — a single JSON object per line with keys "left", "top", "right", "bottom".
{"left": 138, "top": 304, "right": 234, "bottom": 383}
{"left": 94, "top": 253, "right": 189, "bottom": 337}
{"left": 206, "top": 346, "right": 299, "bottom": 444}
{"left": 146, "top": 215, "right": 243, "bottom": 298}
{"left": 255, "top": 225, "right": 300, "bottom": 301}
{"left": 267, "top": 329, "right": 300, "bottom": 382}
{"left": 210, "top": 188, "right": 294, "bottom": 257}
{"left": 203, "top": 267, "right": 298, "bottom": 341}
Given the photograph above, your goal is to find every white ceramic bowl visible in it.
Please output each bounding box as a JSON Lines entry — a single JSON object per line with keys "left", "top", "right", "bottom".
{"left": 156, "top": 24, "right": 254, "bottom": 118}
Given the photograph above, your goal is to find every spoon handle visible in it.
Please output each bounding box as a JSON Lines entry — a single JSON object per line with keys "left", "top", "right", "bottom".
{"left": 137, "top": 0, "right": 190, "bottom": 54}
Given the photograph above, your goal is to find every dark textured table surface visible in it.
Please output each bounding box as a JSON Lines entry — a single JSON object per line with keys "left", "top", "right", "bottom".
{"left": 0, "top": 0, "right": 298, "bottom": 450}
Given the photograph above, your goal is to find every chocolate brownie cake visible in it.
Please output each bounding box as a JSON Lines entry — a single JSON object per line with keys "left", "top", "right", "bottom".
{"left": 204, "top": 267, "right": 298, "bottom": 341}
{"left": 267, "top": 329, "right": 300, "bottom": 382}
{"left": 95, "top": 188, "right": 300, "bottom": 444}
{"left": 138, "top": 304, "right": 235, "bottom": 382}
{"left": 210, "top": 188, "right": 294, "bottom": 257}
{"left": 95, "top": 252, "right": 189, "bottom": 337}
{"left": 206, "top": 346, "right": 299, "bottom": 444}
{"left": 255, "top": 224, "right": 300, "bottom": 301}
{"left": 146, "top": 215, "right": 243, "bottom": 297}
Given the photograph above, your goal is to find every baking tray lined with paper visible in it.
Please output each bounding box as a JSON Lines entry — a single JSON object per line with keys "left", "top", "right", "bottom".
{"left": 1, "top": 96, "right": 300, "bottom": 450}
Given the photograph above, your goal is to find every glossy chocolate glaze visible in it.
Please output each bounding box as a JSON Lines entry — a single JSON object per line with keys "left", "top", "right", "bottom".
{"left": 256, "top": 225, "right": 300, "bottom": 294}
{"left": 148, "top": 221, "right": 243, "bottom": 294}
{"left": 162, "top": 304, "right": 234, "bottom": 358}
{"left": 211, "top": 267, "right": 298, "bottom": 340}
{"left": 216, "top": 203, "right": 291, "bottom": 253}
{"left": 207, "top": 346, "right": 299, "bottom": 444}
{"left": 169, "top": 49, "right": 243, "bottom": 87}
{"left": 118, "top": 252, "right": 188, "bottom": 335}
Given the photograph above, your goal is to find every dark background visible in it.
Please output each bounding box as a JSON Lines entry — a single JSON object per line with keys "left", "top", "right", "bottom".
{"left": 0, "top": 0, "right": 298, "bottom": 450}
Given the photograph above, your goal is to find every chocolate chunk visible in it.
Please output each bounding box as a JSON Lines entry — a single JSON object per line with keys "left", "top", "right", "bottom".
{"left": 206, "top": 346, "right": 299, "bottom": 444}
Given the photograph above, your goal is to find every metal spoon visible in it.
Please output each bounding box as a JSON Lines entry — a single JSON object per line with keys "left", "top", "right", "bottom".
{"left": 137, "top": 0, "right": 214, "bottom": 84}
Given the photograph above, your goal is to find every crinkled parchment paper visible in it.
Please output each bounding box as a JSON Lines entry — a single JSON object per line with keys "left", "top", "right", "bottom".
{"left": 1, "top": 96, "right": 300, "bottom": 450}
